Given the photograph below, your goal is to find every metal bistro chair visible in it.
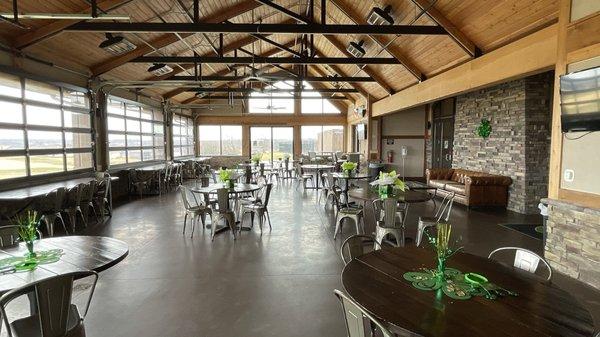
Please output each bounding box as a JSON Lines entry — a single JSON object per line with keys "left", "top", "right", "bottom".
{"left": 267, "top": 161, "right": 280, "bottom": 183}
{"left": 415, "top": 192, "right": 455, "bottom": 247}
{"left": 210, "top": 188, "right": 236, "bottom": 241}
{"left": 0, "top": 270, "right": 98, "bottom": 337}
{"left": 81, "top": 180, "right": 100, "bottom": 224}
{"left": 171, "top": 163, "right": 183, "bottom": 187}
{"left": 294, "top": 163, "right": 313, "bottom": 190}
{"left": 129, "top": 169, "right": 153, "bottom": 198}
{"left": 179, "top": 185, "right": 211, "bottom": 238}
{"left": 488, "top": 247, "right": 553, "bottom": 281}
{"left": 282, "top": 158, "right": 293, "bottom": 179}
{"left": 0, "top": 225, "right": 42, "bottom": 248}
{"left": 332, "top": 186, "right": 364, "bottom": 240}
{"left": 333, "top": 289, "right": 394, "bottom": 337}
{"left": 340, "top": 234, "right": 382, "bottom": 265}
{"left": 38, "top": 188, "right": 68, "bottom": 236}
{"left": 94, "top": 176, "right": 112, "bottom": 219}
{"left": 241, "top": 183, "right": 273, "bottom": 234}
{"left": 321, "top": 172, "right": 339, "bottom": 208}
{"left": 63, "top": 184, "right": 87, "bottom": 233}
{"left": 372, "top": 198, "right": 405, "bottom": 248}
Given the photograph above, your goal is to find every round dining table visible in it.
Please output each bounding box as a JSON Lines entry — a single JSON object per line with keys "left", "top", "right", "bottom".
{"left": 300, "top": 164, "right": 335, "bottom": 190}
{"left": 0, "top": 236, "right": 129, "bottom": 294}
{"left": 348, "top": 187, "right": 432, "bottom": 204}
{"left": 331, "top": 172, "right": 372, "bottom": 206}
{"left": 342, "top": 246, "right": 595, "bottom": 337}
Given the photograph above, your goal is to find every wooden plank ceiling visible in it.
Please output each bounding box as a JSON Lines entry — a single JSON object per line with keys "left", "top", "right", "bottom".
{"left": 0, "top": 0, "right": 559, "bottom": 106}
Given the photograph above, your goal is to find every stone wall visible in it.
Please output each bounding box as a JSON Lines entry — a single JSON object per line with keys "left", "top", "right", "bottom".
{"left": 452, "top": 72, "right": 553, "bottom": 213}
{"left": 543, "top": 198, "right": 600, "bottom": 290}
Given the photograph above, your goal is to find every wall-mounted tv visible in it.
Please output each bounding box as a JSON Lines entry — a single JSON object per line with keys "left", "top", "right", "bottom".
{"left": 560, "top": 66, "right": 600, "bottom": 133}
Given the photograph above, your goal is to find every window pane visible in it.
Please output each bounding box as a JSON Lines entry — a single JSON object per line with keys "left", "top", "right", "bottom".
{"left": 142, "top": 149, "right": 154, "bottom": 161}
{"left": 64, "top": 110, "right": 91, "bottom": 128}
{"left": 126, "top": 104, "right": 140, "bottom": 118}
{"left": 25, "top": 79, "right": 61, "bottom": 105}
{"left": 155, "top": 148, "right": 165, "bottom": 160}
{"left": 65, "top": 132, "right": 92, "bottom": 149}
{"left": 126, "top": 119, "right": 140, "bottom": 132}
{"left": 108, "top": 116, "right": 125, "bottom": 131}
{"left": 301, "top": 126, "right": 321, "bottom": 154}
{"left": 108, "top": 133, "right": 126, "bottom": 147}
{"left": 153, "top": 135, "right": 164, "bottom": 147}
{"left": 220, "top": 125, "right": 242, "bottom": 155}
{"left": 154, "top": 123, "right": 164, "bottom": 134}
{"left": 127, "top": 134, "right": 141, "bottom": 147}
{"left": 154, "top": 110, "right": 163, "bottom": 121}
{"left": 26, "top": 105, "right": 62, "bottom": 127}
{"left": 141, "top": 107, "right": 153, "bottom": 120}
{"left": 250, "top": 127, "right": 272, "bottom": 161}
{"left": 273, "top": 127, "right": 293, "bottom": 160}
{"left": 173, "top": 146, "right": 182, "bottom": 158}
{"left": 141, "top": 121, "right": 152, "bottom": 133}
{"left": 127, "top": 149, "right": 141, "bottom": 163}
{"left": 108, "top": 99, "right": 124, "bottom": 115}
{"left": 30, "top": 154, "right": 64, "bottom": 175}
{"left": 322, "top": 99, "right": 340, "bottom": 114}
{"left": 0, "top": 156, "right": 26, "bottom": 179}
{"left": 27, "top": 130, "right": 63, "bottom": 149}
{"left": 0, "top": 101, "right": 23, "bottom": 124}
{"left": 0, "top": 129, "right": 24, "bottom": 150}
{"left": 198, "top": 125, "right": 220, "bottom": 155}
{"left": 301, "top": 97, "right": 323, "bottom": 114}
{"left": 0, "top": 73, "right": 21, "bottom": 98}
{"left": 109, "top": 150, "right": 126, "bottom": 165}
{"left": 63, "top": 89, "right": 89, "bottom": 108}
{"left": 141, "top": 135, "right": 153, "bottom": 147}
{"left": 322, "top": 126, "right": 344, "bottom": 152}
{"left": 66, "top": 152, "right": 92, "bottom": 170}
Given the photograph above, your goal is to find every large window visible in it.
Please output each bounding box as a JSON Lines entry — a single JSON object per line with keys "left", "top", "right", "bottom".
{"left": 301, "top": 125, "right": 344, "bottom": 154}
{"left": 0, "top": 72, "right": 93, "bottom": 180}
{"left": 301, "top": 82, "right": 341, "bottom": 114}
{"left": 107, "top": 97, "right": 164, "bottom": 166}
{"left": 250, "top": 126, "right": 293, "bottom": 162}
{"left": 248, "top": 81, "right": 294, "bottom": 114}
{"left": 172, "top": 114, "right": 195, "bottom": 158}
{"left": 198, "top": 125, "right": 242, "bottom": 156}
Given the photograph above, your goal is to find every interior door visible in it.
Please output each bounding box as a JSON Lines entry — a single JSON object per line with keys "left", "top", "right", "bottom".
{"left": 431, "top": 98, "right": 455, "bottom": 169}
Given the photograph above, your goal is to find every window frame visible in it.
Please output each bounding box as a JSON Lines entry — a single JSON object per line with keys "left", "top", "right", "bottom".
{"left": 250, "top": 126, "right": 294, "bottom": 162}
{"left": 172, "top": 114, "right": 195, "bottom": 158}
{"left": 0, "top": 71, "right": 94, "bottom": 182}
{"left": 106, "top": 96, "right": 165, "bottom": 167}
{"left": 198, "top": 125, "right": 243, "bottom": 156}
{"left": 300, "top": 125, "right": 345, "bottom": 154}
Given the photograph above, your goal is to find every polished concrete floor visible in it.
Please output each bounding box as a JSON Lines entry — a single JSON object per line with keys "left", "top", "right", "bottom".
{"left": 29, "top": 179, "right": 598, "bottom": 336}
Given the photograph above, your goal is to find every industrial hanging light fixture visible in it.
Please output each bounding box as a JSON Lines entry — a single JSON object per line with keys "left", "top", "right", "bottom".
{"left": 99, "top": 33, "right": 137, "bottom": 55}
{"left": 367, "top": 5, "right": 395, "bottom": 26}
{"left": 148, "top": 63, "right": 173, "bottom": 76}
{"left": 347, "top": 40, "right": 366, "bottom": 58}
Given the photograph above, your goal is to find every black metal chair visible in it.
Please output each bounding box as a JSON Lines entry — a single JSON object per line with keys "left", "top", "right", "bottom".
{"left": 241, "top": 183, "right": 273, "bottom": 234}
{"left": 0, "top": 225, "right": 42, "bottom": 248}
{"left": 38, "top": 187, "right": 67, "bottom": 236}
{"left": 210, "top": 188, "right": 236, "bottom": 241}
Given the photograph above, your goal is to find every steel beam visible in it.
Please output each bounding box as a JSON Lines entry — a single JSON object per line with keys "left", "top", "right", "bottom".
{"left": 170, "top": 75, "right": 375, "bottom": 82}
{"left": 186, "top": 95, "right": 349, "bottom": 100}
{"left": 66, "top": 22, "right": 448, "bottom": 35}
{"left": 191, "top": 88, "right": 358, "bottom": 93}
{"left": 132, "top": 56, "right": 401, "bottom": 65}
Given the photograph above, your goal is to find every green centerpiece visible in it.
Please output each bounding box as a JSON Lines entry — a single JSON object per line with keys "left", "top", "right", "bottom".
{"left": 12, "top": 210, "right": 41, "bottom": 258}
{"left": 340, "top": 161, "right": 357, "bottom": 176}
{"left": 370, "top": 170, "right": 406, "bottom": 198}
{"left": 403, "top": 223, "right": 518, "bottom": 300}
{"left": 251, "top": 153, "right": 262, "bottom": 166}
{"left": 218, "top": 168, "right": 235, "bottom": 188}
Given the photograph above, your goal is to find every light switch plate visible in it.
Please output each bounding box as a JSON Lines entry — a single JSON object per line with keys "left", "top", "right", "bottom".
{"left": 563, "top": 169, "right": 575, "bottom": 182}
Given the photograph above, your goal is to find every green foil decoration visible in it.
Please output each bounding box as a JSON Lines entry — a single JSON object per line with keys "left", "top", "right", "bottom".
{"left": 476, "top": 118, "right": 492, "bottom": 139}
{"left": 0, "top": 249, "right": 64, "bottom": 273}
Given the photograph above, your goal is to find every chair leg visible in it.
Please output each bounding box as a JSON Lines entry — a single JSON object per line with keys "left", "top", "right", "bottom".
{"left": 190, "top": 214, "right": 196, "bottom": 238}
{"left": 183, "top": 213, "right": 188, "bottom": 235}
{"left": 257, "top": 211, "right": 264, "bottom": 234}
{"left": 334, "top": 215, "right": 343, "bottom": 240}
{"left": 265, "top": 210, "right": 272, "bottom": 230}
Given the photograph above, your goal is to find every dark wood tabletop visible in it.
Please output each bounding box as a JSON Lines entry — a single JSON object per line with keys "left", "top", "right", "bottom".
{"left": 342, "top": 246, "right": 596, "bottom": 337}
{"left": 0, "top": 236, "right": 129, "bottom": 294}
{"left": 348, "top": 187, "right": 431, "bottom": 203}
{"left": 0, "top": 176, "right": 119, "bottom": 201}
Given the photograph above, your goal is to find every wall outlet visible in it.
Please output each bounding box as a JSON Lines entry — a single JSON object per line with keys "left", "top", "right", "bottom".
{"left": 563, "top": 169, "right": 575, "bottom": 182}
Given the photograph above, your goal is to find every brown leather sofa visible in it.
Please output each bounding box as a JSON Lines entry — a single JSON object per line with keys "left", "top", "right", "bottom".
{"left": 426, "top": 168, "right": 512, "bottom": 208}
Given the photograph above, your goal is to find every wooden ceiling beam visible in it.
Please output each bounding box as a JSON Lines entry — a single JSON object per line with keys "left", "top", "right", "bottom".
{"left": 90, "top": 0, "right": 262, "bottom": 76}
{"left": 329, "top": 0, "right": 425, "bottom": 81}
{"left": 410, "top": 0, "right": 480, "bottom": 57}
{"left": 12, "top": 0, "right": 133, "bottom": 49}
{"left": 323, "top": 34, "right": 394, "bottom": 96}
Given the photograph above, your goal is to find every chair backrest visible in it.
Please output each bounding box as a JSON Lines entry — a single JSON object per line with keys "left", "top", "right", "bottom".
{"left": 488, "top": 247, "right": 552, "bottom": 281}
{"left": 325, "top": 172, "right": 336, "bottom": 190}
{"left": 42, "top": 187, "right": 66, "bottom": 211}
{"left": 259, "top": 163, "right": 265, "bottom": 176}
{"left": 347, "top": 153, "right": 360, "bottom": 163}
{"left": 216, "top": 188, "right": 230, "bottom": 213}
{"left": 244, "top": 166, "right": 253, "bottom": 184}
{"left": 85, "top": 180, "right": 97, "bottom": 201}
{"left": 0, "top": 270, "right": 98, "bottom": 337}
{"left": 372, "top": 198, "right": 400, "bottom": 228}
{"left": 308, "top": 151, "right": 316, "bottom": 160}
{"left": 434, "top": 192, "right": 455, "bottom": 222}
{"left": 178, "top": 185, "right": 199, "bottom": 210}
{"left": 0, "top": 225, "right": 42, "bottom": 248}
{"left": 340, "top": 235, "right": 380, "bottom": 265}
{"left": 66, "top": 184, "right": 85, "bottom": 206}
{"left": 256, "top": 175, "right": 268, "bottom": 187}
{"left": 261, "top": 184, "right": 273, "bottom": 207}
{"left": 284, "top": 158, "right": 290, "bottom": 170}
{"left": 333, "top": 290, "right": 394, "bottom": 337}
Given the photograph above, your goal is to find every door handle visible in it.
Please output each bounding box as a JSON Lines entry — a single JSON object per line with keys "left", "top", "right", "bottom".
{"left": 445, "top": 154, "right": 452, "bottom": 161}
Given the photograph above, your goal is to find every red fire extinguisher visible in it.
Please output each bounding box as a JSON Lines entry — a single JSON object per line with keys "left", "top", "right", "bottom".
{"left": 387, "top": 150, "right": 394, "bottom": 163}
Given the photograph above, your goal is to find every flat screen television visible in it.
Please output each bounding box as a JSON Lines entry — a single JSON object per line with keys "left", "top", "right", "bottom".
{"left": 560, "top": 66, "right": 600, "bottom": 132}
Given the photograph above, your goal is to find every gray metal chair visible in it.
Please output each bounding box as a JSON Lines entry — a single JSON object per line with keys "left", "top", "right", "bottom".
{"left": 63, "top": 184, "right": 87, "bottom": 233}
{"left": 372, "top": 198, "right": 405, "bottom": 248}
{"left": 81, "top": 180, "right": 100, "bottom": 224}
{"left": 0, "top": 225, "right": 42, "bottom": 248}
{"left": 282, "top": 158, "right": 293, "bottom": 179}
{"left": 331, "top": 186, "right": 364, "bottom": 240}
{"left": 415, "top": 192, "right": 455, "bottom": 246}
{"left": 38, "top": 187, "right": 67, "bottom": 236}
{"left": 333, "top": 289, "right": 394, "bottom": 337}
{"left": 179, "top": 185, "right": 211, "bottom": 238}
{"left": 0, "top": 270, "right": 98, "bottom": 337}
{"left": 94, "top": 176, "right": 112, "bottom": 219}
{"left": 267, "top": 161, "right": 280, "bottom": 182}
{"left": 241, "top": 183, "right": 273, "bottom": 234}
{"left": 210, "top": 188, "right": 236, "bottom": 241}
{"left": 488, "top": 247, "right": 553, "bottom": 281}
{"left": 294, "top": 164, "right": 313, "bottom": 189}
{"left": 340, "top": 234, "right": 381, "bottom": 265}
